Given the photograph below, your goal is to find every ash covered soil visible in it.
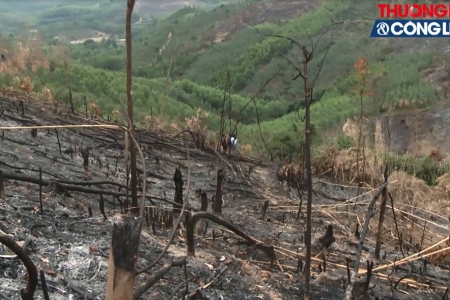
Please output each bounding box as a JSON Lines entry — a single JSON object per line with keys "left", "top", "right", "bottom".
{"left": 0, "top": 92, "right": 449, "bottom": 300}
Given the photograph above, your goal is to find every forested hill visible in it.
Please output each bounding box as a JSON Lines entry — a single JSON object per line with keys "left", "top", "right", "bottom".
{"left": 0, "top": 0, "right": 445, "bottom": 154}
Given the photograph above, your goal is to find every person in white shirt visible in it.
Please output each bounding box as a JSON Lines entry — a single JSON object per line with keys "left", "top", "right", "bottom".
{"left": 229, "top": 135, "right": 237, "bottom": 152}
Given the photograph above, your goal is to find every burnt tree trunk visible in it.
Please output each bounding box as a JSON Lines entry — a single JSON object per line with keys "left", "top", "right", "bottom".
{"left": 84, "top": 96, "right": 88, "bottom": 118}
{"left": 0, "top": 170, "right": 4, "bottom": 200}
{"left": 200, "top": 192, "right": 208, "bottom": 211}
{"left": 126, "top": 0, "right": 138, "bottom": 215}
{"left": 173, "top": 168, "right": 184, "bottom": 213}
{"left": 301, "top": 47, "right": 313, "bottom": 300}
{"left": 186, "top": 212, "right": 195, "bottom": 256}
{"left": 105, "top": 215, "right": 143, "bottom": 299}
{"left": 375, "top": 166, "right": 389, "bottom": 258}
{"left": 213, "top": 168, "right": 226, "bottom": 214}
{"left": 64, "top": 60, "right": 74, "bottom": 114}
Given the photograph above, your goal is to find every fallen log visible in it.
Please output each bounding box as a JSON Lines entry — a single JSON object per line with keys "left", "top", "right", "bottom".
{"left": 187, "top": 211, "right": 277, "bottom": 267}
{"left": 1, "top": 168, "right": 200, "bottom": 210}
{"left": 0, "top": 168, "right": 128, "bottom": 190}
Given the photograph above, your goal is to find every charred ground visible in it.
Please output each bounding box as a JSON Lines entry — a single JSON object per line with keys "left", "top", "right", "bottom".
{"left": 0, "top": 92, "right": 449, "bottom": 299}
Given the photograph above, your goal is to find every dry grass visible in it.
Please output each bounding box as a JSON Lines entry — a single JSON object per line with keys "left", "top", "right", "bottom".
{"left": 142, "top": 114, "right": 180, "bottom": 134}
{"left": 388, "top": 171, "right": 444, "bottom": 210}
{"left": 313, "top": 126, "right": 450, "bottom": 214}
{"left": 240, "top": 143, "right": 252, "bottom": 155}
{"left": 313, "top": 147, "right": 383, "bottom": 186}
{"left": 88, "top": 103, "right": 103, "bottom": 118}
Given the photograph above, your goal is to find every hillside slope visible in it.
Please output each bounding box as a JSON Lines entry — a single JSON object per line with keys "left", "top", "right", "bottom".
{"left": 0, "top": 0, "right": 447, "bottom": 155}
{"left": 0, "top": 91, "right": 449, "bottom": 299}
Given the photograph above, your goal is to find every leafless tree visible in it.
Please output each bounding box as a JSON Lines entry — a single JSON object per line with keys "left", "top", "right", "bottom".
{"left": 125, "top": 0, "right": 138, "bottom": 214}
{"left": 253, "top": 20, "right": 340, "bottom": 299}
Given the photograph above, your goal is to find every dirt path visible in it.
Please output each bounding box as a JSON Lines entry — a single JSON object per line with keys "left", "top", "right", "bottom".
{"left": 161, "top": 0, "right": 196, "bottom": 8}
{"left": 69, "top": 30, "right": 109, "bottom": 44}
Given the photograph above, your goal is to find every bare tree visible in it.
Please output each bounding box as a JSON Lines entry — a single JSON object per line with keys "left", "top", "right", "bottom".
{"left": 126, "top": 0, "right": 138, "bottom": 214}
{"left": 253, "top": 20, "right": 340, "bottom": 299}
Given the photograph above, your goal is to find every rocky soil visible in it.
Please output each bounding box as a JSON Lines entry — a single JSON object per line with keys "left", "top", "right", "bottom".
{"left": 0, "top": 91, "right": 449, "bottom": 300}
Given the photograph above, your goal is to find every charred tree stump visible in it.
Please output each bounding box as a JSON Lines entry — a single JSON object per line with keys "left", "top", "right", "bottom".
{"left": 39, "top": 168, "right": 43, "bottom": 214}
{"left": 64, "top": 60, "right": 75, "bottom": 114}
{"left": 106, "top": 215, "right": 143, "bottom": 300}
{"left": 0, "top": 170, "right": 4, "bottom": 200}
{"left": 40, "top": 270, "right": 50, "bottom": 300}
{"left": 54, "top": 129, "right": 62, "bottom": 155}
{"left": 81, "top": 147, "right": 89, "bottom": 170}
{"left": 100, "top": 194, "right": 107, "bottom": 220}
{"left": 186, "top": 212, "right": 195, "bottom": 256}
{"left": 173, "top": 168, "right": 184, "bottom": 213}
{"left": 84, "top": 96, "right": 88, "bottom": 118}
{"left": 31, "top": 128, "right": 37, "bottom": 138}
{"left": 200, "top": 192, "right": 208, "bottom": 211}
{"left": 213, "top": 168, "right": 226, "bottom": 214}
{"left": 20, "top": 100, "right": 24, "bottom": 115}
{"left": 261, "top": 200, "right": 269, "bottom": 220}
{"left": 312, "top": 225, "right": 336, "bottom": 255}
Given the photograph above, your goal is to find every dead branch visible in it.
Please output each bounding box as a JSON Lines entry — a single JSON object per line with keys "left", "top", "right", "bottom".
{"left": 136, "top": 133, "right": 191, "bottom": 275}
{"left": 375, "top": 166, "right": 389, "bottom": 258}
{"left": 0, "top": 168, "right": 151, "bottom": 199}
{"left": 184, "top": 265, "right": 227, "bottom": 299}
{"left": 388, "top": 192, "right": 405, "bottom": 258}
{"left": 191, "top": 211, "right": 277, "bottom": 264}
{"left": 231, "top": 73, "right": 278, "bottom": 136}
{"left": 0, "top": 232, "right": 38, "bottom": 300}
{"left": 40, "top": 270, "right": 50, "bottom": 300}
{"left": 133, "top": 257, "right": 187, "bottom": 300}
{"left": 62, "top": 277, "right": 94, "bottom": 299}
{"left": 344, "top": 180, "right": 388, "bottom": 300}
{"left": 0, "top": 124, "right": 119, "bottom": 130}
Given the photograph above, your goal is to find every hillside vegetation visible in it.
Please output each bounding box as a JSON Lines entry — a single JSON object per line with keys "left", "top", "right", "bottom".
{"left": 0, "top": 0, "right": 445, "bottom": 155}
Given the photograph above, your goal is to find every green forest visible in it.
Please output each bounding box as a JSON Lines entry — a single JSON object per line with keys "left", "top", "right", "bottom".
{"left": 0, "top": 0, "right": 443, "bottom": 155}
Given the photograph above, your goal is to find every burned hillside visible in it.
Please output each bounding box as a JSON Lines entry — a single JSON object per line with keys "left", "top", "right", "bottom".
{"left": 0, "top": 91, "right": 449, "bottom": 300}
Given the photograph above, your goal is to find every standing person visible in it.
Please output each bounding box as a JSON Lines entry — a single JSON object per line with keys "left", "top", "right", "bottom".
{"left": 229, "top": 135, "right": 235, "bottom": 153}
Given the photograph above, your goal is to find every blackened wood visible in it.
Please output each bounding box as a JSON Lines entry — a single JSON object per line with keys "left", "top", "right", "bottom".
{"left": 213, "top": 168, "right": 226, "bottom": 214}
{"left": 186, "top": 212, "right": 195, "bottom": 256}
{"left": 105, "top": 215, "right": 142, "bottom": 300}
{"left": 0, "top": 170, "right": 4, "bottom": 200}
{"left": 173, "top": 168, "right": 184, "bottom": 213}
{"left": 39, "top": 168, "right": 43, "bottom": 214}
{"left": 200, "top": 192, "right": 208, "bottom": 211}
